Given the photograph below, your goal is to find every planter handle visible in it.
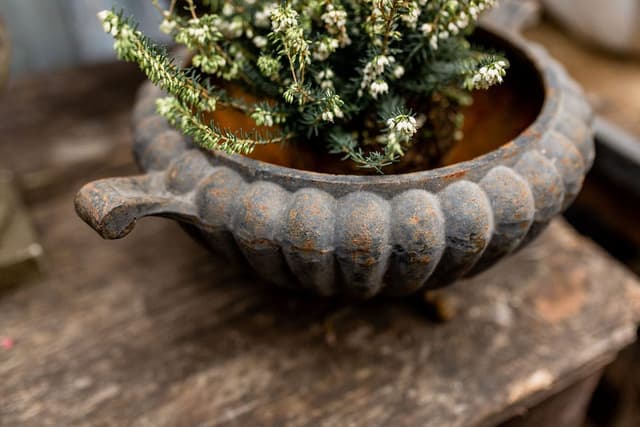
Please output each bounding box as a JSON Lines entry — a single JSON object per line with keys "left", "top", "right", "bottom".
{"left": 74, "top": 173, "right": 199, "bottom": 239}
{"left": 481, "top": 0, "right": 541, "bottom": 34}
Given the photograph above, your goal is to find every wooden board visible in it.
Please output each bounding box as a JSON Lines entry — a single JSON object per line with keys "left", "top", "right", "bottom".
{"left": 525, "top": 17, "right": 640, "bottom": 427}
{"left": 1, "top": 57, "right": 640, "bottom": 427}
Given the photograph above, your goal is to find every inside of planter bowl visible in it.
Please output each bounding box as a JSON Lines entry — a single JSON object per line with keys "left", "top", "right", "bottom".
{"left": 208, "top": 28, "right": 545, "bottom": 175}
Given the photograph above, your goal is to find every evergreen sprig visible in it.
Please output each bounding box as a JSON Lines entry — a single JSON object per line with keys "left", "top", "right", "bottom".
{"left": 99, "top": 0, "right": 507, "bottom": 173}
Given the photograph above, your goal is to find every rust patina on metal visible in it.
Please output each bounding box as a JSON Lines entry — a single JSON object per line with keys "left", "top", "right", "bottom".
{"left": 75, "top": 25, "right": 594, "bottom": 297}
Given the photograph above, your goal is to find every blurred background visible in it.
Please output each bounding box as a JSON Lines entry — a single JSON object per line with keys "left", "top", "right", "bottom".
{"left": 0, "top": 1, "right": 639, "bottom": 426}
{"left": 0, "top": 0, "right": 167, "bottom": 76}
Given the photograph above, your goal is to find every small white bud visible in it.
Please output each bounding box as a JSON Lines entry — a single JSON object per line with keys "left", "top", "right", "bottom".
{"left": 369, "top": 80, "right": 389, "bottom": 99}
{"left": 253, "top": 36, "right": 268, "bottom": 48}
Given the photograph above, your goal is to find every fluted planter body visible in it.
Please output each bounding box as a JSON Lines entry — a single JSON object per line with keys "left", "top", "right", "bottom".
{"left": 75, "top": 26, "right": 594, "bottom": 297}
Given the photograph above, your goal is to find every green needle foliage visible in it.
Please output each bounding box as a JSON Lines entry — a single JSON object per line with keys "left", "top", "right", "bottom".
{"left": 99, "top": 0, "right": 508, "bottom": 173}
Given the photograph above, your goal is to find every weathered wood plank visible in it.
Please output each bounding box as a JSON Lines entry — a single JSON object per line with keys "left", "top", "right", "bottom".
{"left": 1, "top": 194, "right": 638, "bottom": 427}
{"left": 0, "top": 56, "right": 639, "bottom": 427}
{"left": 0, "top": 61, "right": 144, "bottom": 203}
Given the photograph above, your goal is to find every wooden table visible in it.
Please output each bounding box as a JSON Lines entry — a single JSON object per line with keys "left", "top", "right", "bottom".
{"left": 1, "top": 62, "right": 640, "bottom": 427}
{"left": 526, "top": 17, "right": 640, "bottom": 427}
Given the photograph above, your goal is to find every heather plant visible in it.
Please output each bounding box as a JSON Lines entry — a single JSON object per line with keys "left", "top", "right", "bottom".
{"left": 99, "top": 0, "right": 507, "bottom": 173}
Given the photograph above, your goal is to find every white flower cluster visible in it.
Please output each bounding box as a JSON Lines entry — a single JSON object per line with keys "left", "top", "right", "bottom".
{"left": 222, "top": 3, "right": 235, "bottom": 17}
{"left": 321, "top": 105, "right": 345, "bottom": 122}
{"left": 420, "top": 0, "right": 496, "bottom": 50}
{"left": 180, "top": 18, "right": 214, "bottom": 44}
{"left": 320, "top": 94, "right": 345, "bottom": 122}
{"left": 192, "top": 54, "right": 226, "bottom": 74}
{"left": 250, "top": 107, "right": 285, "bottom": 127}
{"left": 253, "top": 35, "right": 268, "bottom": 48}
{"left": 98, "top": 11, "right": 140, "bottom": 60}
{"left": 400, "top": 1, "right": 421, "bottom": 29}
{"left": 216, "top": 16, "right": 244, "bottom": 39}
{"left": 255, "top": 2, "right": 278, "bottom": 28}
{"left": 317, "top": 68, "right": 335, "bottom": 90}
{"left": 313, "top": 37, "right": 340, "bottom": 61}
{"left": 321, "top": 5, "right": 351, "bottom": 48}
{"left": 393, "top": 65, "right": 405, "bottom": 78}
{"left": 386, "top": 115, "right": 418, "bottom": 137}
{"left": 253, "top": 1, "right": 278, "bottom": 28}
{"left": 370, "top": 80, "right": 389, "bottom": 98}
{"left": 366, "top": 3, "right": 387, "bottom": 39}
{"left": 467, "top": 0, "right": 498, "bottom": 20}
{"left": 365, "top": 0, "right": 426, "bottom": 39}
{"left": 383, "top": 114, "right": 419, "bottom": 156}
{"left": 159, "top": 14, "right": 176, "bottom": 35}
{"left": 271, "top": 6, "right": 310, "bottom": 62}
{"left": 464, "top": 60, "right": 508, "bottom": 90}
{"left": 100, "top": 0, "right": 505, "bottom": 172}
{"left": 257, "top": 54, "right": 281, "bottom": 80}
{"left": 358, "top": 54, "right": 396, "bottom": 99}
{"left": 271, "top": 6, "right": 299, "bottom": 33}
{"left": 174, "top": 16, "right": 222, "bottom": 48}
{"left": 98, "top": 10, "right": 120, "bottom": 36}
{"left": 98, "top": 10, "right": 220, "bottom": 113}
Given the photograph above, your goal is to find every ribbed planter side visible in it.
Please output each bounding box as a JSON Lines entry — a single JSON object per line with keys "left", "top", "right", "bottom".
{"left": 75, "top": 28, "right": 594, "bottom": 297}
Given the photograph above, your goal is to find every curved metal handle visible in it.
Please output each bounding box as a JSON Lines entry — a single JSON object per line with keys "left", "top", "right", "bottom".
{"left": 74, "top": 173, "right": 198, "bottom": 239}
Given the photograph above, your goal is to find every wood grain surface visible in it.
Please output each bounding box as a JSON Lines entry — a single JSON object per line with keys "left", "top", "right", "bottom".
{"left": 1, "top": 44, "right": 640, "bottom": 427}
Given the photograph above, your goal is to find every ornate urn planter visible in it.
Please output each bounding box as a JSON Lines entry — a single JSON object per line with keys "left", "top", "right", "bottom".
{"left": 75, "top": 25, "right": 593, "bottom": 298}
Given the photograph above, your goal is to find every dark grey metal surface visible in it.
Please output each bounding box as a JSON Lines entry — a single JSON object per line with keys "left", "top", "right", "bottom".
{"left": 75, "top": 26, "right": 594, "bottom": 297}
{"left": 592, "top": 117, "right": 640, "bottom": 198}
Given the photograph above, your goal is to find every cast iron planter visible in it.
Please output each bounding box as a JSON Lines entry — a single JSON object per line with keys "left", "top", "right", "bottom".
{"left": 75, "top": 25, "right": 594, "bottom": 297}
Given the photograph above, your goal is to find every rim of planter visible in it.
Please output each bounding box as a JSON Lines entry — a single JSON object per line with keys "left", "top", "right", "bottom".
{"left": 76, "top": 22, "right": 594, "bottom": 295}
{"left": 134, "top": 25, "right": 580, "bottom": 196}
